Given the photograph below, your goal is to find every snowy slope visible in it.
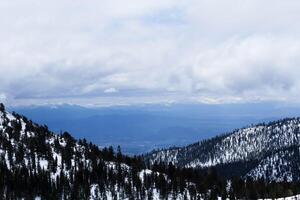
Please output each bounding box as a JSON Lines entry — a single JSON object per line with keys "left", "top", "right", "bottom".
{"left": 2, "top": 103, "right": 300, "bottom": 199}
{"left": 261, "top": 194, "right": 300, "bottom": 200}
{"left": 145, "top": 118, "right": 300, "bottom": 181}
{"left": 246, "top": 146, "right": 300, "bottom": 182}
{"left": 0, "top": 105, "right": 204, "bottom": 199}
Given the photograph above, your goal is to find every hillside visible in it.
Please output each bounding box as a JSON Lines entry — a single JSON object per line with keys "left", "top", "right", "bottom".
{"left": 0, "top": 103, "right": 198, "bottom": 199}
{"left": 1, "top": 103, "right": 300, "bottom": 199}
{"left": 145, "top": 118, "right": 300, "bottom": 182}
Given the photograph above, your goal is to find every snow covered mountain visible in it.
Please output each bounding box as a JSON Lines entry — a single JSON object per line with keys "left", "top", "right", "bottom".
{"left": 145, "top": 118, "right": 300, "bottom": 182}
{"left": 0, "top": 103, "right": 199, "bottom": 199}
{"left": 2, "top": 102, "right": 300, "bottom": 199}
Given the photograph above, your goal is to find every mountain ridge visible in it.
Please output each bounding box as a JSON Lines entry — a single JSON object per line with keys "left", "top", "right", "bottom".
{"left": 144, "top": 117, "right": 300, "bottom": 181}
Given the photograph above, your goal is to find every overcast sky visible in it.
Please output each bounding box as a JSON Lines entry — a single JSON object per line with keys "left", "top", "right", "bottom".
{"left": 1, "top": 0, "right": 300, "bottom": 107}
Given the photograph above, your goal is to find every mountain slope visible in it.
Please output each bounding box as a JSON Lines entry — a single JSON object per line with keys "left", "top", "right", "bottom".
{"left": 0, "top": 104, "right": 202, "bottom": 199}
{"left": 144, "top": 118, "right": 300, "bottom": 181}
{"left": 246, "top": 145, "right": 300, "bottom": 182}
{"left": 2, "top": 103, "right": 300, "bottom": 199}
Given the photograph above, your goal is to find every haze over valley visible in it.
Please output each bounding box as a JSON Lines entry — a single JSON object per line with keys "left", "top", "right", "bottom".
{"left": 11, "top": 102, "right": 300, "bottom": 154}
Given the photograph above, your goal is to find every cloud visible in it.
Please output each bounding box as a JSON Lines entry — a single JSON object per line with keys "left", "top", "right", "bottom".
{"left": 104, "top": 88, "right": 118, "bottom": 94}
{"left": 191, "top": 36, "right": 300, "bottom": 95}
{"left": 1, "top": 0, "right": 300, "bottom": 106}
{"left": 0, "top": 93, "right": 8, "bottom": 104}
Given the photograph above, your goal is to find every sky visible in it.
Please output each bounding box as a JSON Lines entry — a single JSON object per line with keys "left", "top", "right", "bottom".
{"left": 1, "top": 0, "right": 300, "bottom": 107}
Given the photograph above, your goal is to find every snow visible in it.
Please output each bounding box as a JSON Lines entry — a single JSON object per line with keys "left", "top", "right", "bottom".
{"left": 39, "top": 159, "right": 49, "bottom": 170}
{"left": 89, "top": 184, "right": 195, "bottom": 200}
{"left": 260, "top": 194, "right": 300, "bottom": 200}
{"left": 1, "top": 108, "right": 300, "bottom": 199}
{"left": 5, "top": 112, "right": 15, "bottom": 121}
{"left": 147, "top": 118, "right": 300, "bottom": 182}
{"left": 139, "top": 169, "right": 152, "bottom": 182}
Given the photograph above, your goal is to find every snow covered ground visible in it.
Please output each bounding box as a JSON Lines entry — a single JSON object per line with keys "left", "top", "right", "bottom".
{"left": 259, "top": 194, "right": 300, "bottom": 200}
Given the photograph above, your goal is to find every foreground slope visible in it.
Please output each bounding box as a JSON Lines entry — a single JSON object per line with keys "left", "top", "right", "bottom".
{"left": 0, "top": 104, "right": 199, "bottom": 199}
{"left": 145, "top": 118, "right": 300, "bottom": 181}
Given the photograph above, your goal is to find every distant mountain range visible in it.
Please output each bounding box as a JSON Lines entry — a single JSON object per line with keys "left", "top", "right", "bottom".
{"left": 145, "top": 118, "right": 300, "bottom": 182}
{"left": 12, "top": 102, "right": 300, "bottom": 154}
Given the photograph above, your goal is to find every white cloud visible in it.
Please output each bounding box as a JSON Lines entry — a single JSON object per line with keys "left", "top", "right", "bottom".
{"left": 1, "top": 0, "right": 300, "bottom": 106}
{"left": 0, "top": 93, "right": 8, "bottom": 104}
{"left": 104, "top": 88, "right": 118, "bottom": 93}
